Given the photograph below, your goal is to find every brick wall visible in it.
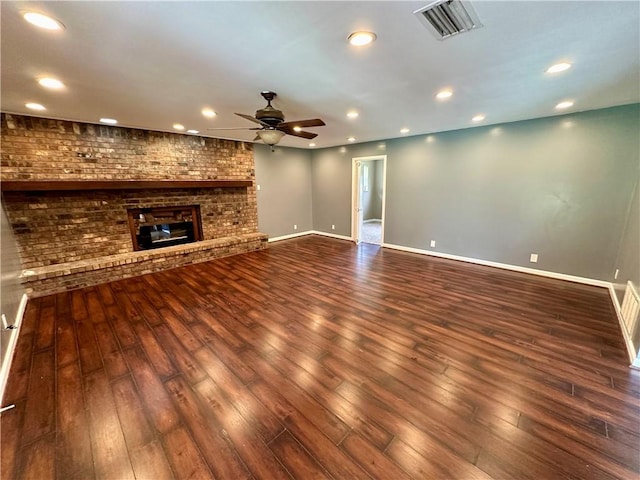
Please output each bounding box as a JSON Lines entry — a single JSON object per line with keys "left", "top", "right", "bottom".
{"left": 1, "top": 113, "right": 253, "bottom": 180}
{"left": 1, "top": 113, "right": 265, "bottom": 294}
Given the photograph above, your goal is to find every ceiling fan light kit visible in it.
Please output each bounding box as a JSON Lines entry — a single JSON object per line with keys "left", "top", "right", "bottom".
{"left": 257, "top": 129, "right": 285, "bottom": 147}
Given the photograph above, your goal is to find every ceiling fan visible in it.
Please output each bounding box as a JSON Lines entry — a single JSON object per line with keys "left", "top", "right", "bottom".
{"left": 208, "top": 91, "right": 325, "bottom": 150}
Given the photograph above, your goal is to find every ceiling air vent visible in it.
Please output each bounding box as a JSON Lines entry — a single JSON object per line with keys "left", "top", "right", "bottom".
{"left": 414, "top": 0, "right": 483, "bottom": 40}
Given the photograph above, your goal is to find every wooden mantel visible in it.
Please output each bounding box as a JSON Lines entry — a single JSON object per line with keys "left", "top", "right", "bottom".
{"left": 0, "top": 179, "right": 253, "bottom": 192}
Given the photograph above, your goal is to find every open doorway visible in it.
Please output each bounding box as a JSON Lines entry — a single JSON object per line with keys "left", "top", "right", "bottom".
{"left": 352, "top": 155, "right": 387, "bottom": 245}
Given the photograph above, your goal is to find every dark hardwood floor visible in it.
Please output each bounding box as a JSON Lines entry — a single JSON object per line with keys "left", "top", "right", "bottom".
{"left": 2, "top": 235, "right": 639, "bottom": 479}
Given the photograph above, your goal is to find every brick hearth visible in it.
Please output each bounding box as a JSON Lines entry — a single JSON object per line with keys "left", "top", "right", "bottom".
{"left": 1, "top": 114, "right": 268, "bottom": 297}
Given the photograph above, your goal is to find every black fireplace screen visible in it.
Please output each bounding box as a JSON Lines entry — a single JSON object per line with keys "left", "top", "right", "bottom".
{"left": 127, "top": 205, "right": 202, "bottom": 251}
{"left": 137, "top": 221, "right": 195, "bottom": 250}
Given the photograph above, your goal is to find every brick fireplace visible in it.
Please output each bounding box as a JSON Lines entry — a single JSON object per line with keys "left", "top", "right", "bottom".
{"left": 0, "top": 114, "right": 268, "bottom": 297}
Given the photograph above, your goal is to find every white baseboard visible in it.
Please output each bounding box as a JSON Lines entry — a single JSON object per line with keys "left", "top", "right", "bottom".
{"left": 382, "top": 243, "right": 611, "bottom": 288}
{"left": 271, "top": 230, "right": 382, "bottom": 243}
{"left": 609, "top": 284, "right": 640, "bottom": 367}
{"left": 268, "top": 230, "right": 353, "bottom": 243}
{"left": 309, "top": 230, "right": 353, "bottom": 241}
{"left": 268, "top": 231, "right": 314, "bottom": 242}
{"left": 0, "top": 293, "right": 28, "bottom": 405}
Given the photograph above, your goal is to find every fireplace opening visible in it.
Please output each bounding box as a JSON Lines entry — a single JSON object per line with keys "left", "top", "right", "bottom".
{"left": 139, "top": 221, "right": 194, "bottom": 249}
{"left": 127, "top": 205, "right": 203, "bottom": 251}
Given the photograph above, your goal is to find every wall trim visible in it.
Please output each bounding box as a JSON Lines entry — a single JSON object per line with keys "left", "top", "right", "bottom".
{"left": 268, "top": 231, "right": 315, "bottom": 242}
{"left": 609, "top": 283, "right": 640, "bottom": 368}
{"left": 382, "top": 242, "right": 611, "bottom": 287}
{"left": 0, "top": 293, "right": 28, "bottom": 405}
{"left": 309, "top": 230, "right": 354, "bottom": 241}
{"left": 269, "top": 230, "right": 354, "bottom": 243}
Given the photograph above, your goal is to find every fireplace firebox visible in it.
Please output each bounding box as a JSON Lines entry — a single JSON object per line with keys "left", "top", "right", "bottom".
{"left": 127, "top": 205, "right": 203, "bottom": 251}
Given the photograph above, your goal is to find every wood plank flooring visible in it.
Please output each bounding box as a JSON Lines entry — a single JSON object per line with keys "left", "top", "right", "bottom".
{"left": 2, "top": 235, "right": 639, "bottom": 479}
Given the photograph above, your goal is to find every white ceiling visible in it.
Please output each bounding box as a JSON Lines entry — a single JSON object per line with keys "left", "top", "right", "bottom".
{"left": 2, "top": 1, "right": 639, "bottom": 149}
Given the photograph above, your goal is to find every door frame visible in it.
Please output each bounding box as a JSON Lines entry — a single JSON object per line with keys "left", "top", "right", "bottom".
{"left": 351, "top": 155, "right": 387, "bottom": 244}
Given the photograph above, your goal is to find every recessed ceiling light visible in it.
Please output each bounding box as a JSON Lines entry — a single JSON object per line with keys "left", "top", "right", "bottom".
{"left": 348, "top": 31, "right": 377, "bottom": 46}
{"left": 347, "top": 111, "right": 359, "bottom": 119}
{"left": 23, "top": 12, "right": 65, "bottom": 30}
{"left": 293, "top": 126, "right": 302, "bottom": 132}
{"left": 38, "top": 77, "right": 65, "bottom": 89}
{"left": 187, "top": 129, "right": 199, "bottom": 134}
{"left": 347, "top": 136, "right": 356, "bottom": 142}
{"left": 546, "top": 62, "right": 571, "bottom": 74}
{"left": 201, "top": 108, "right": 216, "bottom": 118}
{"left": 25, "top": 102, "right": 46, "bottom": 111}
{"left": 173, "top": 123, "right": 185, "bottom": 131}
{"left": 472, "top": 114, "right": 486, "bottom": 122}
{"left": 555, "top": 100, "right": 574, "bottom": 110}
{"left": 99, "top": 118, "right": 118, "bottom": 125}
{"left": 436, "top": 89, "right": 453, "bottom": 100}
{"left": 309, "top": 143, "right": 316, "bottom": 147}
{"left": 400, "top": 128, "right": 410, "bottom": 134}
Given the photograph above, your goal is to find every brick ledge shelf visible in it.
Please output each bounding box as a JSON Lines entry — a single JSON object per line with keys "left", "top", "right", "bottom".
{"left": 1, "top": 179, "right": 253, "bottom": 192}
{"left": 20, "top": 232, "right": 268, "bottom": 297}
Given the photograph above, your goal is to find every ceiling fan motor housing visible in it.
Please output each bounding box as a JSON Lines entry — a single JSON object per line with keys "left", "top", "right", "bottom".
{"left": 255, "top": 105, "right": 285, "bottom": 126}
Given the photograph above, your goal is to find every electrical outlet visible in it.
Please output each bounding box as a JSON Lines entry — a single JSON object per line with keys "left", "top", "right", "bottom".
{"left": 293, "top": 224, "right": 298, "bottom": 230}
{"left": 331, "top": 224, "right": 335, "bottom": 230}
{"left": 614, "top": 269, "right": 619, "bottom": 279}
{"left": 430, "top": 240, "right": 436, "bottom": 248}
{"left": 257, "top": 184, "right": 261, "bottom": 191}
{"left": 530, "top": 253, "right": 538, "bottom": 263}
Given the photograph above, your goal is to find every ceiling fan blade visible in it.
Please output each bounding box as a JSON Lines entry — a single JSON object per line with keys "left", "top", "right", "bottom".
{"left": 278, "top": 128, "right": 317, "bottom": 140}
{"left": 235, "top": 112, "right": 270, "bottom": 127}
{"left": 253, "top": 134, "right": 261, "bottom": 142}
{"left": 278, "top": 118, "right": 326, "bottom": 129}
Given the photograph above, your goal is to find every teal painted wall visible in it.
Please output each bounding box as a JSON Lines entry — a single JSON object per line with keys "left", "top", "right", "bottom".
{"left": 254, "top": 144, "right": 313, "bottom": 238}
{"left": 310, "top": 104, "right": 639, "bottom": 281}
